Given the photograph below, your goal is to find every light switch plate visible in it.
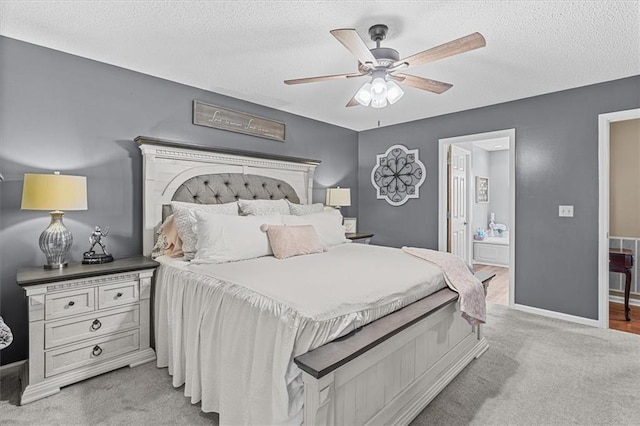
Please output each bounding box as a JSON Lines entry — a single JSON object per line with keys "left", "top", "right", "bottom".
{"left": 559, "top": 205, "right": 574, "bottom": 217}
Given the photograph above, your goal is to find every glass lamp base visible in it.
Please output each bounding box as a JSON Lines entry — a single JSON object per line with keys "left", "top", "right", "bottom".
{"left": 44, "top": 262, "right": 68, "bottom": 270}
{"left": 39, "top": 211, "right": 73, "bottom": 269}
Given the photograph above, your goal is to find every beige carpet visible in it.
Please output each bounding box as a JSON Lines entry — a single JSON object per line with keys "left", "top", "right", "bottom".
{"left": 2, "top": 304, "right": 639, "bottom": 425}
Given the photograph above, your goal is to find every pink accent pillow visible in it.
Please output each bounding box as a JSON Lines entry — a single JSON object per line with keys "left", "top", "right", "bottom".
{"left": 260, "top": 224, "right": 325, "bottom": 259}
{"left": 160, "top": 214, "right": 184, "bottom": 257}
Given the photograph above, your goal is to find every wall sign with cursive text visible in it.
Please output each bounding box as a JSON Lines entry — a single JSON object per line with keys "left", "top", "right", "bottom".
{"left": 193, "top": 100, "right": 285, "bottom": 142}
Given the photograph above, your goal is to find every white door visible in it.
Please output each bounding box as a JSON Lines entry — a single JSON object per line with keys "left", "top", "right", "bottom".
{"left": 448, "top": 145, "right": 471, "bottom": 264}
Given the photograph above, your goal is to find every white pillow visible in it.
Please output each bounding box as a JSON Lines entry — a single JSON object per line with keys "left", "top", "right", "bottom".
{"left": 282, "top": 210, "right": 350, "bottom": 248}
{"left": 170, "top": 201, "right": 239, "bottom": 260}
{"left": 287, "top": 200, "right": 324, "bottom": 216}
{"left": 238, "top": 199, "right": 290, "bottom": 216}
{"left": 192, "top": 212, "right": 283, "bottom": 264}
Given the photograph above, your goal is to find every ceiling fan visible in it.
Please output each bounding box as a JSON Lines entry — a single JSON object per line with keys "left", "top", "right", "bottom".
{"left": 284, "top": 24, "right": 486, "bottom": 108}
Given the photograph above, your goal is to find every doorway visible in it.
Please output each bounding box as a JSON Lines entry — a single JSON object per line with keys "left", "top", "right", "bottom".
{"left": 439, "top": 129, "right": 516, "bottom": 307}
{"left": 598, "top": 108, "right": 640, "bottom": 331}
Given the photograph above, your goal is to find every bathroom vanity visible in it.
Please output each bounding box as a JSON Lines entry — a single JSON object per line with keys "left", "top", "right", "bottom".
{"left": 473, "top": 234, "right": 510, "bottom": 267}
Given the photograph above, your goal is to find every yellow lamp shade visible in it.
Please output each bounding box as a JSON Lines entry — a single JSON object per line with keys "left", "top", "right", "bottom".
{"left": 21, "top": 172, "right": 88, "bottom": 211}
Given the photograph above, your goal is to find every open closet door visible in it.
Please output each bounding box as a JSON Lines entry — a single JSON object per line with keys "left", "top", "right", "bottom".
{"left": 447, "top": 145, "right": 471, "bottom": 264}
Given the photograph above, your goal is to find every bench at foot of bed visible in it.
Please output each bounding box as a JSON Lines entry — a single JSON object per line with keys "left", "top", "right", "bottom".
{"left": 295, "top": 272, "right": 494, "bottom": 426}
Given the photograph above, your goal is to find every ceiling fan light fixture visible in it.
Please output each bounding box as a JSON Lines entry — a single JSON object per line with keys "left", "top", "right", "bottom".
{"left": 386, "top": 80, "right": 404, "bottom": 104}
{"left": 354, "top": 82, "right": 372, "bottom": 106}
{"left": 286, "top": 26, "right": 486, "bottom": 110}
{"left": 371, "top": 77, "right": 387, "bottom": 95}
{"left": 371, "top": 96, "right": 388, "bottom": 109}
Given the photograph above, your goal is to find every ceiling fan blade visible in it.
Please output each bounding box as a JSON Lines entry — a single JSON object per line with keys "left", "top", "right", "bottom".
{"left": 346, "top": 95, "right": 360, "bottom": 107}
{"left": 393, "top": 74, "right": 453, "bottom": 94}
{"left": 394, "top": 32, "right": 486, "bottom": 68}
{"left": 330, "top": 28, "right": 379, "bottom": 67}
{"left": 284, "top": 72, "right": 364, "bottom": 85}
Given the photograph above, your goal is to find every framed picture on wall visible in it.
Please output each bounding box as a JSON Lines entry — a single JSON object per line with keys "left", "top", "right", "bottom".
{"left": 343, "top": 217, "right": 357, "bottom": 233}
{"left": 476, "top": 176, "right": 489, "bottom": 203}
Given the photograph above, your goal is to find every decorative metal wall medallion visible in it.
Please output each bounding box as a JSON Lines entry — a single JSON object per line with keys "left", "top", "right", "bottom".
{"left": 371, "top": 144, "right": 426, "bottom": 206}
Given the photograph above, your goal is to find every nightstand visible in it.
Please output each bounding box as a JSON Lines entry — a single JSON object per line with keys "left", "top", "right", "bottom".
{"left": 17, "top": 256, "right": 159, "bottom": 405}
{"left": 346, "top": 232, "right": 374, "bottom": 244}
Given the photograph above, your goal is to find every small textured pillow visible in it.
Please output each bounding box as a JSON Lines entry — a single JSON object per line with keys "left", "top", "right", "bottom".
{"left": 260, "top": 224, "right": 325, "bottom": 259}
{"left": 192, "top": 212, "right": 283, "bottom": 264}
{"left": 171, "top": 201, "right": 239, "bottom": 260}
{"left": 151, "top": 214, "right": 184, "bottom": 259}
{"left": 282, "top": 209, "right": 350, "bottom": 248}
{"left": 238, "top": 199, "right": 289, "bottom": 216}
{"left": 287, "top": 200, "right": 324, "bottom": 216}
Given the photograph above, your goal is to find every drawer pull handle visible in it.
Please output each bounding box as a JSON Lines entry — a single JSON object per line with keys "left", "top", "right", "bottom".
{"left": 92, "top": 345, "right": 103, "bottom": 357}
{"left": 68, "top": 301, "right": 75, "bottom": 306}
{"left": 116, "top": 292, "right": 123, "bottom": 298}
{"left": 91, "top": 319, "right": 102, "bottom": 331}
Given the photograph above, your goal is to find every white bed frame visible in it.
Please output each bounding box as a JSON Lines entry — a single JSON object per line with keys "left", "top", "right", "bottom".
{"left": 137, "top": 136, "right": 489, "bottom": 425}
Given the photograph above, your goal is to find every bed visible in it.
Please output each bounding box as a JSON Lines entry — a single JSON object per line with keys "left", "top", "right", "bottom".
{"left": 136, "top": 136, "right": 489, "bottom": 425}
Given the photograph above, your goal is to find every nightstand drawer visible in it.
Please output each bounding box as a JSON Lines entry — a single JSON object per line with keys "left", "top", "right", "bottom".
{"left": 45, "top": 288, "right": 95, "bottom": 320}
{"left": 98, "top": 281, "right": 139, "bottom": 310}
{"left": 45, "top": 305, "right": 140, "bottom": 349}
{"left": 45, "top": 329, "right": 139, "bottom": 378}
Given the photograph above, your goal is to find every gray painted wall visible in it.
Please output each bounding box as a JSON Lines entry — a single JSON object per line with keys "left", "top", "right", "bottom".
{"left": 0, "top": 37, "right": 358, "bottom": 365}
{"left": 488, "top": 149, "right": 510, "bottom": 229}
{"left": 359, "top": 75, "right": 640, "bottom": 320}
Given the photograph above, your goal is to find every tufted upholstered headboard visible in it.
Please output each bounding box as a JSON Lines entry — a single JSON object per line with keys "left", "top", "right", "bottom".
{"left": 136, "top": 136, "right": 320, "bottom": 255}
{"left": 173, "top": 173, "right": 300, "bottom": 204}
{"left": 161, "top": 172, "right": 301, "bottom": 222}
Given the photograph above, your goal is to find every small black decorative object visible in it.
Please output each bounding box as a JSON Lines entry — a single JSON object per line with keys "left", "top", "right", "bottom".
{"left": 371, "top": 144, "right": 426, "bottom": 206}
{"left": 82, "top": 226, "right": 114, "bottom": 264}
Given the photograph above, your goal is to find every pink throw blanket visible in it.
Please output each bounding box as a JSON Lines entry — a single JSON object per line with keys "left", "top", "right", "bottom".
{"left": 402, "top": 247, "right": 486, "bottom": 325}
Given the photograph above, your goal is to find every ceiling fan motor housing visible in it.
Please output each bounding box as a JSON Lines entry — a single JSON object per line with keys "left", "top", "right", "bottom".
{"left": 359, "top": 47, "right": 400, "bottom": 73}
{"left": 372, "top": 47, "right": 399, "bottom": 64}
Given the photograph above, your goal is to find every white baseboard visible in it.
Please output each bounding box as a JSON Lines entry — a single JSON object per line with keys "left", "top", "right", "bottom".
{"left": 472, "top": 261, "right": 509, "bottom": 268}
{"left": 0, "top": 359, "right": 26, "bottom": 373}
{"left": 609, "top": 295, "right": 640, "bottom": 308}
{"left": 513, "top": 303, "right": 600, "bottom": 327}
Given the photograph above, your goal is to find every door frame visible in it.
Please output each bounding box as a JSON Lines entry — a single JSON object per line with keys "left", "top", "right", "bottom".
{"left": 438, "top": 128, "right": 516, "bottom": 307}
{"left": 597, "top": 108, "right": 640, "bottom": 329}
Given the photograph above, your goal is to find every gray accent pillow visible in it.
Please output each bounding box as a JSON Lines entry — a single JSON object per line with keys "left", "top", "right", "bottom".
{"left": 238, "top": 199, "right": 290, "bottom": 216}
{"left": 287, "top": 200, "right": 324, "bottom": 216}
{"left": 171, "top": 201, "right": 239, "bottom": 260}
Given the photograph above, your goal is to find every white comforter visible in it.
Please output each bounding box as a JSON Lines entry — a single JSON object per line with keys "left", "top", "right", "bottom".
{"left": 155, "top": 243, "right": 446, "bottom": 425}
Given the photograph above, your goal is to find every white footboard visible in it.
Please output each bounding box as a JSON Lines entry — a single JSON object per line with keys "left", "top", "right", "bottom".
{"left": 295, "top": 289, "right": 489, "bottom": 425}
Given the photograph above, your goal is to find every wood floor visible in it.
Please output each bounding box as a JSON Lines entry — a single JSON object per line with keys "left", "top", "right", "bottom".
{"left": 473, "top": 264, "right": 509, "bottom": 306}
{"left": 609, "top": 302, "right": 640, "bottom": 335}
{"left": 471, "top": 266, "right": 640, "bottom": 335}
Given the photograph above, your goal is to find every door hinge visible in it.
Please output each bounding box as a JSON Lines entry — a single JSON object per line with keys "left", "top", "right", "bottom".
{"left": 447, "top": 211, "right": 452, "bottom": 219}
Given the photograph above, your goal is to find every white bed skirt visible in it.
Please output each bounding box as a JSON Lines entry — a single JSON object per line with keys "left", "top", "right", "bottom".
{"left": 154, "top": 245, "right": 446, "bottom": 425}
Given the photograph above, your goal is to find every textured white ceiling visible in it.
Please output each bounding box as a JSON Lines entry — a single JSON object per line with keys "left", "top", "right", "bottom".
{"left": 1, "top": 1, "right": 639, "bottom": 131}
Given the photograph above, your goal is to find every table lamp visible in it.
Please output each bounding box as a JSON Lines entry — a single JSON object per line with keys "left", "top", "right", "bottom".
{"left": 21, "top": 171, "right": 88, "bottom": 269}
{"left": 325, "top": 187, "right": 351, "bottom": 210}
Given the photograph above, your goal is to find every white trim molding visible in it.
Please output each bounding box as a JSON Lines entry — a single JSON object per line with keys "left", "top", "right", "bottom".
{"left": 609, "top": 294, "right": 640, "bottom": 309}
{"left": 598, "top": 108, "right": 640, "bottom": 329}
{"left": 0, "top": 360, "right": 26, "bottom": 373}
{"left": 513, "top": 304, "right": 600, "bottom": 328}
